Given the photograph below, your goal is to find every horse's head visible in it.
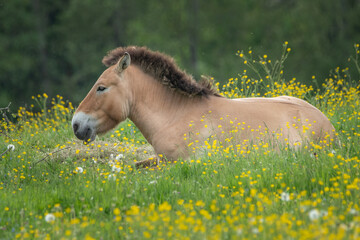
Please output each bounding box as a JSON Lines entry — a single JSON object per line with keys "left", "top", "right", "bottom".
{"left": 72, "top": 53, "right": 131, "bottom": 142}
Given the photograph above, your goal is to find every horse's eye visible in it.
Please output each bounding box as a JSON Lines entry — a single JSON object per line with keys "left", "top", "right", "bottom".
{"left": 97, "top": 86, "right": 106, "bottom": 92}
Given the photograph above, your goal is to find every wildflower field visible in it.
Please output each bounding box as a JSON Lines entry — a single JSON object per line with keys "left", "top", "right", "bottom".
{"left": 1, "top": 43, "right": 360, "bottom": 239}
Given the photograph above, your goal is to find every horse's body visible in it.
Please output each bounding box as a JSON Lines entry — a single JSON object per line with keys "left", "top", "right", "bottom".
{"left": 72, "top": 46, "right": 336, "bottom": 161}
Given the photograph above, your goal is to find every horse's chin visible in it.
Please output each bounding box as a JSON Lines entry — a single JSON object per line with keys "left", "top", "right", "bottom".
{"left": 75, "top": 128, "right": 96, "bottom": 144}
{"left": 83, "top": 133, "right": 96, "bottom": 144}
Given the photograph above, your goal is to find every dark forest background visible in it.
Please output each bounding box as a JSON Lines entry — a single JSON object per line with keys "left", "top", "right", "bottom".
{"left": 1, "top": 0, "right": 359, "bottom": 109}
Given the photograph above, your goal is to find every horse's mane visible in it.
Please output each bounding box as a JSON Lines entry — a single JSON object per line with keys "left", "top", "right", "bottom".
{"left": 102, "top": 46, "right": 222, "bottom": 97}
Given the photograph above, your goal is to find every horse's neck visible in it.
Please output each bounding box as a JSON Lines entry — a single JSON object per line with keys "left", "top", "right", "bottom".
{"left": 127, "top": 66, "right": 204, "bottom": 144}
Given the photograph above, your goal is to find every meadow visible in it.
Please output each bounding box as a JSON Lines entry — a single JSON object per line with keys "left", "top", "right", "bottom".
{"left": 1, "top": 43, "right": 360, "bottom": 239}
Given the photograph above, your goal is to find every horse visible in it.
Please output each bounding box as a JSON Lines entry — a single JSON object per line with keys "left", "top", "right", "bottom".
{"left": 72, "top": 46, "right": 336, "bottom": 166}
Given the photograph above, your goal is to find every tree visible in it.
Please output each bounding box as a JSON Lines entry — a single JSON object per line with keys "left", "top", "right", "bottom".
{"left": 0, "top": 0, "right": 359, "bottom": 109}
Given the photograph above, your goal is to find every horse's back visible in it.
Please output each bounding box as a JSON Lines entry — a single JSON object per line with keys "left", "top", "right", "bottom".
{"left": 213, "top": 95, "right": 335, "bottom": 142}
{"left": 229, "top": 95, "right": 324, "bottom": 118}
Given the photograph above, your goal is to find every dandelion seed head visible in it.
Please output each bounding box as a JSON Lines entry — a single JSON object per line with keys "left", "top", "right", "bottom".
{"left": 349, "top": 208, "right": 358, "bottom": 215}
{"left": 236, "top": 228, "right": 243, "bottom": 236}
{"left": 7, "top": 144, "right": 15, "bottom": 151}
{"left": 75, "top": 167, "right": 84, "bottom": 173}
{"left": 45, "top": 213, "right": 55, "bottom": 222}
{"left": 281, "top": 192, "right": 290, "bottom": 202}
{"left": 308, "top": 209, "right": 320, "bottom": 221}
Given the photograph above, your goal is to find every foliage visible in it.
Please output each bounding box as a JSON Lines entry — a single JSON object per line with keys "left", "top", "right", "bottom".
{"left": 1, "top": 0, "right": 360, "bottom": 109}
{"left": 0, "top": 44, "right": 360, "bottom": 239}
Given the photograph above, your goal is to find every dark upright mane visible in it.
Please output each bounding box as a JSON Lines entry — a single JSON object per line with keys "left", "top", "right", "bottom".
{"left": 102, "top": 46, "right": 222, "bottom": 97}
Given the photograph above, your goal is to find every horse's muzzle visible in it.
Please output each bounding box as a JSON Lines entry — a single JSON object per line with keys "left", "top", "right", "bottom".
{"left": 72, "top": 112, "right": 97, "bottom": 142}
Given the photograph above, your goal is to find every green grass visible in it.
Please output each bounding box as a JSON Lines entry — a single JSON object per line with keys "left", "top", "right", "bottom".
{"left": 1, "top": 44, "right": 360, "bottom": 239}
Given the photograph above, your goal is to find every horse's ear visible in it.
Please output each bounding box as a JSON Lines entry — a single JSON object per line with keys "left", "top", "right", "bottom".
{"left": 116, "top": 52, "right": 131, "bottom": 73}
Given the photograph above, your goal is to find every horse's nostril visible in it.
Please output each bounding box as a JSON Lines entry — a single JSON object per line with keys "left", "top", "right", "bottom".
{"left": 85, "top": 127, "right": 93, "bottom": 142}
{"left": 73, "top": 123, "right": 79, "bottom": 133}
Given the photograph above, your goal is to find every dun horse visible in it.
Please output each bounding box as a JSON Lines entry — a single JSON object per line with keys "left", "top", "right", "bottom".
{"left": 72, "top": 46, "right": 336, "bottom": 165}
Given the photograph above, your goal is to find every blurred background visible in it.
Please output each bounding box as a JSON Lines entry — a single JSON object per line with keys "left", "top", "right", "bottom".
{"left": 1, "top": 0, "right": 359, "bottom": 109}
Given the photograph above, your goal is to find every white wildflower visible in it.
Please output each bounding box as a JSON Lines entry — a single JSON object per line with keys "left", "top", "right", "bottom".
{"left": 339, "top": 223, "right": 348, "bottom": 231}
{"left": 75, "top": 167, "right": 84, "bottom": 173}
{"left": 149, "top": 180, "right": 157, "bottom": 185}
{"left": 308, "top": 209, "right": 320, "bottom": 221}
{"left": 251, "top": 228, "right": 259, "bottom": 234}
{"left": 115, "top": 154, "right": 124, "bottom": 161}
{"left": 280, "top": 192, "right": 290, "bottom": 202}
{"left": 349, "top": 208, "right": 358, "bottom": 215}
{"left": 45, "top": 213, "right": 55, "bottom": 222}
{"left": 112, "top": 165, "right": 121, "bottom": 172}
{"left": 108, "top": 174, "right": 116, "bottom": 181}
{"left": 7, "top": 144, "right": 15, "bottom": 151}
